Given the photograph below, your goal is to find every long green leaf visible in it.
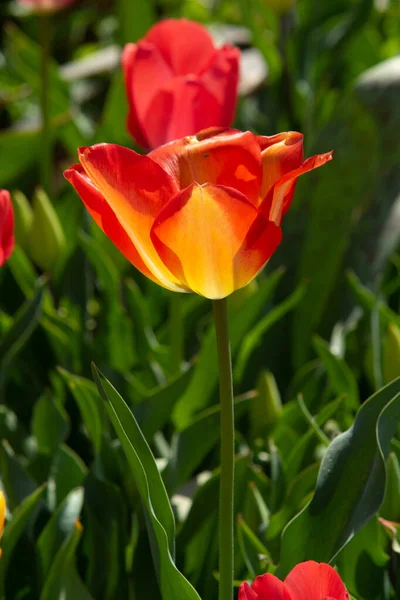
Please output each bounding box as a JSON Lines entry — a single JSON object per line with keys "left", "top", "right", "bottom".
{"left": 279, "top": 377, "right": 400, "bottom": 575}
{"left": 0, "top": 485, "right": 46, "bottom": 575}
{"left": 91, "top": 364, "right": 202, "bottom": 600}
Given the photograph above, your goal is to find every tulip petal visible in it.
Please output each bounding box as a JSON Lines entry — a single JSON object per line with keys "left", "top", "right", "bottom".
{"left": 122, "top": 42, "right": 173, "bottom": 149}
{"left": 145, "top": 18, "right": 216, "bottom": 75}
{"left": 151, "top": 183, "right": 259, "bottom": 299}
{"left": 239, "top": 582, "right": 258, "bottom": 600}
{"left": 149, "top": 129, "right": 262, "bottom": 205}
{"left": 77, "top": 144, "right": 187, "bottom": 291}
{"left": 0, "top": 190, "right": 15, "bottom": 267}
{"left": 251, "top": 574, "right": 292, "bottom": 600}
{"left": 259, "top": 132, "right": 304, "bottom": 201}
{"left": 262, "top": 151, "right": 333, "bottom": 225}
{"left": 234, "top": 213, "right": 282, "bottom": 289}
{"left": 64, "top": 164, "right": 179, "bottom": 290}
{"left": 144, "top": 77, "right": 222, "bottom": 148}
{"left": 284, "top": 561, "right": 348, "bottom": 600}
{"left": 200, "top": 44, "right": 240, "bottom": 127}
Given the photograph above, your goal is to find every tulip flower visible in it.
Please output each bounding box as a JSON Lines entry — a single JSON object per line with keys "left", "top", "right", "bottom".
{"left": 0, "top": 491, "right": 5, "bottom": 558}
{"left": 18, "top": 0, "right": 76, "bottom": 13}
{"left": 65, "top": 127, "right": 331, "bottom": 299}
{"left": 0, "top": 190, "right": 15, "bottom": 267}
{"left": 122, "top": 19, "right": 240, "bottom": 150}
{"left": 239, "top": 561, "right": 349, "bottom": 600}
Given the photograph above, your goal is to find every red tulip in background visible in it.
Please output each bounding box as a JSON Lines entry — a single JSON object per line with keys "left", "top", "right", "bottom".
{"left": 122, "top": 19, "right": 240, "bottom": 149}
{"left": 18, "top": 0, "right": 76, "bottom": 13}
{"left": 65, "top": 127, "right": 331, "bottom": 299}
{"left": 0, "top": 190, "right": 14, "bottom": 267}
{"left": 239, "top": 561, "right": 349, "bottom": 600}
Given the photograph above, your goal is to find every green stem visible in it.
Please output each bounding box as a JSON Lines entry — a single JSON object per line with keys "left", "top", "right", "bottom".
{"left": 213, "top": 298, "right": 234, "bottom": 600}
{"left": 39, "top": 14, "right": 52, "bottom": 195}
{"left": 170, "top": 294, "right": 184, "bottom": 375}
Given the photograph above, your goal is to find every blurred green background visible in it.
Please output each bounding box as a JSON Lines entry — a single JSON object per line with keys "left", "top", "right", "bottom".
{"left": 1, "top": 0, "right": 400, "bottom": 599}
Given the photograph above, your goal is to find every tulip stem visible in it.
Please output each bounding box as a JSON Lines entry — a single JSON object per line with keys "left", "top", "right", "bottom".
{"left": 170, "top": 294, "right": 184, "bottom": 375}
{"left": 213, "top": 297, "right": 234, "bottom": 600}
{"left": 39, "top": 13, "right": 52, "bottom": 196}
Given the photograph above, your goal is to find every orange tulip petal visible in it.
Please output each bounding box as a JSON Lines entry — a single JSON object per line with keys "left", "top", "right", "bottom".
{"left": 284, "top": 561, "right": 348, "bottom": 600}
{"left": 144, "top": 77, "right": 222, "bottom": 149}
{"left": 262, "top": 151, "right": 333, "bottom": 225}
{"left": 64, "top": 164, "right": 179, "bottom": 290}
{"left": 259, "top": 131, "right": 304, "bottom": 201}
{"left": 145, "top": 18, "right": 216, "bottom": 75}
{"left": 234, "top": 213, "right": 282, "bottom": 289}
{"left": 77, "top": 144, "right": 186, "bottom": 291}
{"left": 149, "top": 129, "right": 262, "bottom": 205}
{"left": 252, "top": 574, "right": 292, "bottom": 600}
{"left": 151, "top": 183, "right": 259, "bottom": 299}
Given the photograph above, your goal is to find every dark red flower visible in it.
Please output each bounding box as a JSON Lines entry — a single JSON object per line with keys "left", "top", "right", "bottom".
{"left": 122, "top": 19, "right": 239, "bottom": 149}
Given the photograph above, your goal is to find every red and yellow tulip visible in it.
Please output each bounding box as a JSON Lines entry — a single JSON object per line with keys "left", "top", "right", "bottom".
{"left": 65, "top": 127, "right": 331, "bottom": 299}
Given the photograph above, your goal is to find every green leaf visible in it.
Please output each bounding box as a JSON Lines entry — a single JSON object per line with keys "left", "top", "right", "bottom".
{"left": 336, "top": 517, "right": 388, "bottom": 600}
{"left": 91, "top": 364, "right": 202, "bottom": 600}
{"left": 237, "top": 514, "right": 270, "bottom": 579}
{"left": 0, "top": 127, "right": 41, "bottom": 187}
{"left": 173, "top": 269, "right": 284, "bottom": 429}
{"left": 313, "top": 336, "right": 359, "bottom": 410}
{"left": 291, "top": 95, "right": 379, "bottom": 367}
{"left": 58, "top": 369, "right": 105, "bottom": 453}
{"left": 38, "top": 487, "right": 84, "bottom": 576}
{"left": 4, "top": 23, "right": 83, "bottom": 153}
{"left": 279, "top": 377, "right": 400, "bottom": 575}
{"left": 0, "top": 485, "right": 46, "bottom": 576}
{"left": 0, "top": 279, "right": 45, "bottom": 400}
{"left": 95, "top": 71, "right": 133, "bottom": 147}
{"left": 234, "top": 283, "right": 306, "bottom": 383}
{"left": 63, "top": 566, "right": 94, "bottom": 600}
{"left": 347, "top": 270, "right": 400, "bottom": 329}
{"left": 380, "top": 452, "right": 400, "bottom": 522}
{"left": 32, "top": 391, "right": 70, "bottom": 455}
{"left": 163, "top": 394, "right": 253, "bottom": 494}
{"left": 84, "top": 475, "right": 129, "bottom": 600}
{"left": 116, "top": 0, "right": 155, "bottom": 44}
{"left": 39, "top": 521, "right": 83, "bottom": 600}
{"left": 133, "top": 366, "right": 193, "bottom": 440}
{"left": 48, "top": 446, "right": 87, "bottom": 508}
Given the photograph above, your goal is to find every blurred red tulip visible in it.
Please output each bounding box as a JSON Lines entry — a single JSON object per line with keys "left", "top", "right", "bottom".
{"left": 65, "top": 127, "right": 331, "bottom": 299}
{"left": 122, "top": 19, "right": 240, "bottom": 149}
{"left": 239, "top": 561, "right": 349, "bottom": 600}
{"left": 0, "top": 190, "right": 15, "bottom": 267}
{"left": 18, "top": 0, "right": 75, "bottom": 13}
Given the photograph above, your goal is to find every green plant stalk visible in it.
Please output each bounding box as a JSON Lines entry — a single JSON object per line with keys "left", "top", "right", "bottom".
{"left": 39, "top": 14, "right": 52, "bottom": 195}
{"left": 213, "top": 298, "right": 234, "bottom": 600}
{"left": 170, "top": 294, "right": 184, "bottom": 375}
